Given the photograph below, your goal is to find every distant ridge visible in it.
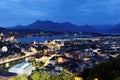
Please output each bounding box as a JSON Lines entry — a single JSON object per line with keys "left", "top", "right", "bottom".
{"left": 6, "top": 20, "right": 120, "bottom": 34}
{"left": 14, "top": 20, "right": 97, "bottom": 32}
{"left": 106, "top": 23, "right": 120, "bottom": 33}
{"left": 0, "top": 27, "right": 8, "bottom": 32}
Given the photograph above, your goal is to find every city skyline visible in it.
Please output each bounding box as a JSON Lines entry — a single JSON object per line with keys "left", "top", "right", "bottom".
{"left": 0, "top": 0, "right": 120, "bottom": 27}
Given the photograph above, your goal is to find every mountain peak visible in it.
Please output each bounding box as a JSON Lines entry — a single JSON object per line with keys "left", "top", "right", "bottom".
{"left": 35, "top": 19, "right": 41, "bottom": 22}
{"left": 32, "top": 20, "right": 56, "bottom": 25}
{"left": 33, "top": 19, "right": 50, "bottom": 23}
{"left": 62, "top": 22, "right": 71, "bottom": 24}
{"left": 115, "top": 23, "right": 120, "bottom": 28}
{"left": 13, "top": 20, "right": 97, "bottom": 32}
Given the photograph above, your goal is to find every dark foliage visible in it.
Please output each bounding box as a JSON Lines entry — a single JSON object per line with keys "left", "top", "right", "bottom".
{"left": 83, "top": 57, "right": 120, "bottom": 80}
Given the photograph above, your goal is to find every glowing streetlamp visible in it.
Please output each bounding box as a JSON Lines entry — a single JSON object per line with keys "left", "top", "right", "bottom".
{"left": 75, "top": 76, "right": 83, "bottom": 80}
{"left": 94, "top": 78, "right": 99, "bottom": 80}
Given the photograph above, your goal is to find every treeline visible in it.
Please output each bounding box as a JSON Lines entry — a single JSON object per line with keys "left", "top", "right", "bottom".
{"left": 15, "top": 70, "right": 79, "bottom": 80}
{"left": 82, "top": 57, "right": 120, "bottom": 80}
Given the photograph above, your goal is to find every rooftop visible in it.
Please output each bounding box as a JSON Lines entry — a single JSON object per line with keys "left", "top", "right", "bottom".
{"left": 12, "top": 61, "right": 31, "bottom": 70}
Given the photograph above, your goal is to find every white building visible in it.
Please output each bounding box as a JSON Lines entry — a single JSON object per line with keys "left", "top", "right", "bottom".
{"left": 0, "top": 46, "right": 8, "bottom": 52}
{"left": 9, "top": 61, "right": 32, "bottom": 75}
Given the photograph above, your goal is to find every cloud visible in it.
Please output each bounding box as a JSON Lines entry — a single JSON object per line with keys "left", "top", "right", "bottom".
{"left": 0, "top": 0, "right": 120, "bottom": 26}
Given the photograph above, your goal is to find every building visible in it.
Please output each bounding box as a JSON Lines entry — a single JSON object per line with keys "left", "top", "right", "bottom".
{"left": 9, "top": 61, "right": 32, "bottom": 75}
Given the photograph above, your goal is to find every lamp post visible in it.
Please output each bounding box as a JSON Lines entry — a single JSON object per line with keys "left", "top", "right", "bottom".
{"left": 94, "top": 78, "right": 98, "bottom": 80}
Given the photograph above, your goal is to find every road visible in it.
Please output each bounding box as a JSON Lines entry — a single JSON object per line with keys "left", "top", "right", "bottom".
{"left": 0, "top": 50, "right": 36, "bottom": 65}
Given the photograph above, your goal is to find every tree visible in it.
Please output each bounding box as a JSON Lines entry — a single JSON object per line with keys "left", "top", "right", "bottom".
{"left": 39, "top": 61, "right": 45, "bottom": 67}
{"left": 16, "top": 70, "right": 76, "bottom": 80}
{"left": 51, "top": 74, "right": 62, "bottom": 80}
{"left": 28, "top": 58, "right": 36, "bottom": 66}
{"left": 83, "top": 57, "right": 120, "bottom": 80}
{"left": 16, "top": 74, "right": 28, "bottom": 80}
{"left": 115, "top": 77, "right": 120, "bottom": 80}
{"left": 40, "top": 72, "right": 51, "bottom": 80}
{"left": 21, "top": 52, "right": 26, "bottom": 56}
{"left": 31, "top": 71, "right": 41, "bottom": 80}
{"left": 60, "top": 70, "right": 75, "bottom": 80}
{"left": 31, "top": 71, "right": 51, "bottom": 80}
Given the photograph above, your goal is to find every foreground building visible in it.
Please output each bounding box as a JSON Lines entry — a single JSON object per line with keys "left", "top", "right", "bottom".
{"left": 9, "top": 61, "right": 32, "bottom": 75}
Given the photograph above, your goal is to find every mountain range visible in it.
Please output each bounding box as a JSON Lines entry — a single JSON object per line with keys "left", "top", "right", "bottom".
{"left": 1, "top": 20, "right": 120, "bottom": 33}
{"left": 13, "top": 20, "right": 97, "bottom": 32}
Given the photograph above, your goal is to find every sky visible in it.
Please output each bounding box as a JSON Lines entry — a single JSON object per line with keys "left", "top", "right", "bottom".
{"left": 0, "top": 0, "right": 120, "bottom": 27}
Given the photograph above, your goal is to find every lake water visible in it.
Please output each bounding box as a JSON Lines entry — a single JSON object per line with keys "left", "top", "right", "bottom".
{"left": 17, "top": 35, "right": 92, "bottom": 42}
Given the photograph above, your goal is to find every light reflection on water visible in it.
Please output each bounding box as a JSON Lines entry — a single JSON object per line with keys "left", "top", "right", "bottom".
{"left": 17, "top": 35, "right": 92, "bottom": 42}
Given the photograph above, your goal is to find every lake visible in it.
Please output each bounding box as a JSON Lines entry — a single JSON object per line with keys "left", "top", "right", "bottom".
{"left": 17, "top": 35, "right": 92, "bottom": 42}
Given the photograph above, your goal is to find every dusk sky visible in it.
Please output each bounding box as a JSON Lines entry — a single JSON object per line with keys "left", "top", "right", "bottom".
{"left": 0, "top": 0, "right": 120, "bottom": 27}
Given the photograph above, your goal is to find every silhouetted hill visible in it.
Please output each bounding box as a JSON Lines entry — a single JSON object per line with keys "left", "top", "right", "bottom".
{"left": 14, "top": 20, "right": 97, "bottom": 32}
{"left": 93, "top": 25, "right": 113, "bottom": 33}
{"left": 10, "top": 20, "right": 120, "bottom": 33}
{"left": 14, "top": 25, "right": 24, "bottom": 28}
{"left": 0, "top": 27, "right": 8, "bottom": 32}
{"left": 106, "top": 23, "right": 120, "bottom": 33}
{"left": 0, "top": 27, "right": 43, "bottom": 35}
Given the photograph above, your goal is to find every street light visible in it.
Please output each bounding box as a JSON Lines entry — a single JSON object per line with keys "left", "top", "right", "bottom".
{"left": 94, "top": 78, "right": 98, "bottom": 80}
{"left": 75, "top": 76, "right": 83, "bottom": 80}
